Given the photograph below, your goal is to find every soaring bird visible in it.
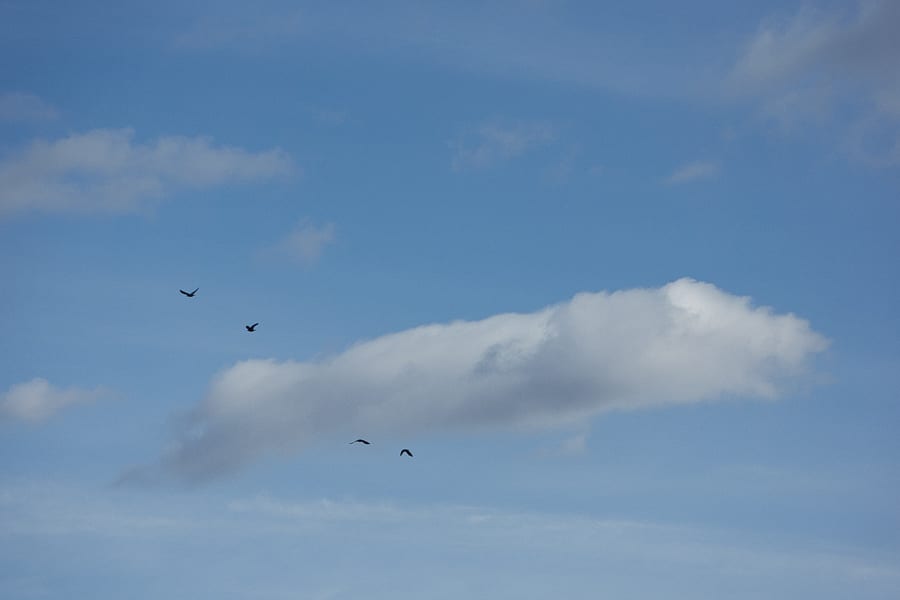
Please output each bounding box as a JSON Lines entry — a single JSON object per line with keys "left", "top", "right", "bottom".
{"left": 245, "top": 323, "right": 259, "bottom": 332}
{"left": 400, "top": 449, "right": 413, "bottom": 457}
{"left": 179, "top": 288, "right": 199, "bottom": 297}
{"left": 350, "top": 439, "right": 371, "bottom": 445}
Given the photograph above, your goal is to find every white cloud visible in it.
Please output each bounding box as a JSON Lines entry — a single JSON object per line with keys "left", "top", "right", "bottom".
{"left": 0, "top": 378, "right": 106, "bottom": 423}
{"left": 0, "top": 128, "right": 294, "bottom": 217}
{"left": 665, "top": 160, "right": 719, "bottom": 185}
{"left": 127, "top": 279, "right": 827, "bottom": 482}
{"left": 451, "top": 120, "right": 556, "bottom": 170}
{"left": 272, "top": 219, "right": 335, "bottom": 266}
{"left": 0, "top": 91, "right": 58, "bottom": 121}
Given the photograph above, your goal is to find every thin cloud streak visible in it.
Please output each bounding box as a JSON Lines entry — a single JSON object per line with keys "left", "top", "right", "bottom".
{"left": 173, "top": 3, "right": 723, "bottom": 100}
{"left": 665, "top": 160, "right": 719, "bottom": 185}
{"left": 125, "top": 278, "right": 828, "bottom": 483}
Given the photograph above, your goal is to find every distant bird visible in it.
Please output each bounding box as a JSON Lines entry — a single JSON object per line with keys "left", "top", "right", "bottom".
{"left": 245, "top": 323, "right": 259, "bottom": 332}
{"left": 179, "top": 288, "right": 199, "bottom": 297}
{"left": 400, "top": 449, "right": 413, "bottom": 457}
{"left": 350, "top": 439, "right": 371, "bottom": 445}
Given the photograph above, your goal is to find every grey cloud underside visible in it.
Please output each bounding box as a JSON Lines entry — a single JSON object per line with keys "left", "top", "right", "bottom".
{"left": 131, "top": 279, "right": 828, "bottom": 483}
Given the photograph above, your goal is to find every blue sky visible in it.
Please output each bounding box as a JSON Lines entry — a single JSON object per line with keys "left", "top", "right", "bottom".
{"left": 1, "top": 1, "right": 899, "bottom": 598}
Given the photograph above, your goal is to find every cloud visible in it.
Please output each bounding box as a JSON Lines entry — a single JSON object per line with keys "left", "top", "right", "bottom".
{"left": 0, "top": 91, "right": 58, "bottom": 121}
{"left": 728, "top": 1, "right": 900, "bottom": 164}
{"left": 558, "top": 431, "right": 588, "bottom": 456}
{"left": 450, "top": 120, "right": 556, "bottom": 170}
{"left": 127, "top": 279, "right": 827, "bottom": 483}
{"left": 270, "top": 219, "right": 335, "bottom": 266}
{"left": 665, "top": 160, "right": 719, "bottom": 185}
{"left": 173, "top": 4, "right": 719, "bottom": 99}
{"left": 0, "top": 128, "right": 294, "bottom": 217}
{"left": 0, "top": 378, "right": 107, "bottom": 423}
{"left": 729, "top": 2, "right": 900, "bottom": 95}
{"left": 4, "top": 482, "right": 898, "bottom": 599}
{"left": 540, "top": 431, "right": 589, "bottom": 457}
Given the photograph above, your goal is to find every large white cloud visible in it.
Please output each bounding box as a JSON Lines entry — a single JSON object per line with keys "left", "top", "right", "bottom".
{"left": 1, "top": 378, "right": 107, "bottom": 423}
{"left": 129, "top": 279, "right": 828, "bottom": 483}
{"left": 0, "top": 128, "right": 294, "bottom": 217}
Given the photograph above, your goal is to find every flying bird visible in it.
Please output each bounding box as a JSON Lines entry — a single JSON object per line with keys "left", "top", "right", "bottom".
{"left": 179, "top": 288, "right": 199, "bottom": 297}
{"left": 400, "top": 449, "right": 413, "bottom": 457}
{"left": 350, "top": 439, "right": 371, "bottom": 445}
{"left": 245, "top": 323, "right": 259, "bottom": 332}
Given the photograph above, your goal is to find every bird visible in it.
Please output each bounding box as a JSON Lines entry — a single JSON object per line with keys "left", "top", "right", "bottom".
{"left": 350, "top": 439, "right": 371, "bottom": 445}
{"left": 400, "top": 449, "right": 413, "bottom": 457}
{"left": 179, "top": 288, "right": 199, "bottom": 297}
{"left": 245, "top": 323, "right": 259, "bottom": 332}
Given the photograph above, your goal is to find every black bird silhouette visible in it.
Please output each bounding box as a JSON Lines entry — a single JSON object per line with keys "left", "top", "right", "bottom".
{"left": 350, "top": 439, "right": 371, "bottom": 445}
{"left": 400, "top": 449, "right": 413, "bottom": 457}
{"left": 245, "top": 323, "right": 259, "bottom": 332}
{"left": 179, "top": 288, "right": 199, "bottom": 297}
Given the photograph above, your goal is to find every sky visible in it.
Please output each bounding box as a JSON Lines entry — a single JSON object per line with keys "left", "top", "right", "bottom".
{"left": 1, "top": 0, "right": 898, "bottom": 598}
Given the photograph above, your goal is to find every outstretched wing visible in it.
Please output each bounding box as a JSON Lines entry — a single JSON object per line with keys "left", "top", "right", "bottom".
{"left": 179, "top": 289, "right": 190, "bottom": 296}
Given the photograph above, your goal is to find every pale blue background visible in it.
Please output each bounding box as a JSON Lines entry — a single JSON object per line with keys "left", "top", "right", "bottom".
{"left": 1, "top": 1, "right": 898, "bottom": 598}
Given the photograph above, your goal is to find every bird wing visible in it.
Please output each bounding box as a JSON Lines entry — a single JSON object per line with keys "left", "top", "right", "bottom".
{"left": 191, "top": 288, "right": 199, "bottom": 294}
{"left": 179, "top": 290, "right": 189, "bottom": 295}
{"left": 251, "top": 323, "right": 259, "bottom": 328}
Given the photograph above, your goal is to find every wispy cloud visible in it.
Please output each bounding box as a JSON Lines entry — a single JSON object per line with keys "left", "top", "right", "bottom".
{"left": 0, "top": 128, "right": 294, "bottom": 217}
{"left": 451, "top": 120, "right": 556, "bottom": 170}
{"left": 665, "top": 160, "right": 719, "bottom": 185}
{"left": 540, "top": 431, "right": 589, "bottom": 457}
{"left": 0, "top": 91, "right": 58, "bottom": 121}
{"left": 728, "top": 1, "right": 900, "bottom": 165}
{"left": 125, "top": 278, "right": 827, "bottom": 483}
{"left": 3, "top": 481, "right": 898, "bottom": 598}
{"left": 5, "top": 477, "right": 899, "bottom": 600}
{"left": 172, "top": 4, "right": 718, "bottom": 99}
{"left": 1, "top": 378, "right": 107, "bottom": 423}
{"left": 270, "top": 219, "right": 335, "bottom": 266}
{"left": 173, "top": 10, "right": 307, "bottom": 51}
{"left": 729, "top": 2, "right": 900, "bottom": 96}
